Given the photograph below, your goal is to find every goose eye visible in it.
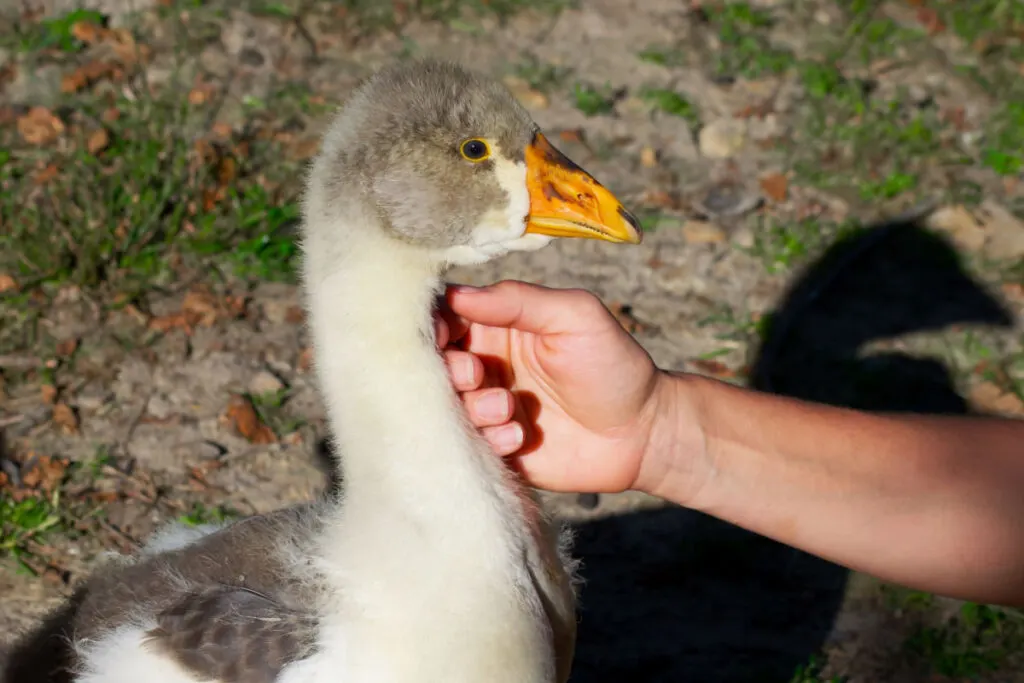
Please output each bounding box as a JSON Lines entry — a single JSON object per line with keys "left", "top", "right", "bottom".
{"left": 459, "top": 139, "right": 490, "bottom": 162}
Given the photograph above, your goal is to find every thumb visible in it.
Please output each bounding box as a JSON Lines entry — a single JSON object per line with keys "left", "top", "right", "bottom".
{"left": 446, "top": 281, "right": 604, "bottom": 336}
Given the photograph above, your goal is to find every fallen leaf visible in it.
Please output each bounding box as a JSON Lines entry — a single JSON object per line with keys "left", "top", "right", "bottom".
{"left": 1001, "top": 282, "right": 1024, "bottom": 301}
{"left": 211, "top": 122, "right": 233, "bottom": 139}
{"left": 639, "top": 189, "right": 680, "bottom": 210}
{"left": 101, "top": 107, "right": 121, "bottom": 123}
{"left": 17, "top": 107, "right": 65, "bottom": 145}
{"left": 148, "top": 312, "right": 191, "bottom": 334}
{"left": 297, "top": 347, "right": 314, "bottom": 373}
{"left": 86, "top": 128, "right": 110, "bottom": 154}
{"left": 55, "top": 338, "right": 78, "bottom": 357}
{"left": 224, "top": 395, "right": 276, "bottom": 444}
{"left": 52, "top": 402, "right": 80, "bottom": 434}
{"left": 558, "top": 128, "right": 585, "bottom": 144}
{"left": 216, "top": 156, "right": 237, "bottom": 187}
{"left": 20, "top": 454, "right": 70, "bottom": 493}
{"left": 759, "top": 172, "right": 788, "bottom": 202}
{"left": 970, "top": 381, "right": 1024, "bottom": 418}
{"left": 915, "top": 7, "right": 945, "bottom": 34}
{"left": 40, "top": 384, "right": 58, "bottom": 404}
{"left": 285, "top": 306, "right": 306, "bottom": 324}
{"left": 639, "top": 146, "right": 658, "bottom": 168}
{"left": 288, "top": 136, "right": 321, "bottom": 161}
{"left": 70, "top": 20, "right": 103, "bottom": 43}
{"left": 34, "top": 164, "right": 60, "bottom": 185}
{"left": 0, "top": 274, "right": 18, "bottom": 293}
{"left": 61, "top": 60, "right": 121, "bottom": 93}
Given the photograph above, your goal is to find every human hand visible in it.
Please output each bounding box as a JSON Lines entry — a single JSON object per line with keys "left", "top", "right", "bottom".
{"left": 436, "top": 280, "right": 684, "bottom": 495}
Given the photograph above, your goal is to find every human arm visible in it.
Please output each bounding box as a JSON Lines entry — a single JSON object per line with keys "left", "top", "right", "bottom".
{"left": 438, "top": 280, "right": 1024, "bottom": 607}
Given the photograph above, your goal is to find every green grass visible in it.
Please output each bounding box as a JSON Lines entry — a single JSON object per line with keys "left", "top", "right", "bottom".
{"left": 177, "top": 501, "right": 238, "bottom": 527}
{"left": 640, "top": 87, "right": 701, "bottom": 128}
{"left": 0, "top": 493, "right": 65, "bottom": 564}
{"left": 905, "top": 602, "right": 1024, "bottom": 677}
{"left": 788, "top": 655, "right": 846, "bottom": 683}
{"left": 511, "top": 55, "right": 572, "bottom": 92}
{"left": 704, "top": 2, "right": 796, "bottom": 79}
{"left": 2, "top": 8, "right": 106, "bottom": 52}
{"left": 637, "top": 44, "right": 688, "bottom": 67}
{"left": 571, "top": 82, "right": 617, "bottom": 116}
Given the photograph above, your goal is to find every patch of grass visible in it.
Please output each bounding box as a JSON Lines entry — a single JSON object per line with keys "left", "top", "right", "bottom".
{"left": 639, "top": 87, "right": 701, "bottom": 128}
{"left": 178, "top": 501, "right": 238, "bottom": 527}
{"left": 0, "top": 492, "right": 65, "bottom": 566}
{"left": 570, "top": 82, "right": 617, "bottom": 116}
{"left": 789, "top": 654, "right": 846, "bottom": 683}
{"left": 3, "top": 8, "right": 106, "bottom": 52}
{"left": 0, "top": 78, "right": 305, "bottom": 303}
{"left": 744, "top": 216, "right": 863, "bottom": 274}
{"left": 905, "top": 602, "right": 1024, "bottom": 678}
{"left": 512, "top": 55, "right": 572, "bottom": 92}
{"left": 982, "top": 101, "right": 1024, "bottom": 176}
{"left": 859, "top": 171, "right": 917, "bottom": 201}
{"left": 704, "top": 2, "right": 796, "bottom": 79}
{"left": 637, "top": 44, "right": 688, "bottom": 67}
{"left": 697, "top": 305, "right": 774, "bottom": 346}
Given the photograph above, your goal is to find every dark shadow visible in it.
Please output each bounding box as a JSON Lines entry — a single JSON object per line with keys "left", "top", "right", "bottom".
{"left": 563, "top": 221, "right": 1014, "bottom": 682}
{"left": 1, "top": 591, "right": 85, "bottom": 683}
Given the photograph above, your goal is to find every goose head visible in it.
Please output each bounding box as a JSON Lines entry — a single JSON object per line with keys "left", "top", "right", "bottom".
{"left": 302, "top": 59, "right": 641, "bottom": 274}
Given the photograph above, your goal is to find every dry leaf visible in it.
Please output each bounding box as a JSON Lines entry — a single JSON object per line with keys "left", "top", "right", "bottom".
{"left": 86, "top": 128, "right": 110, "bottom": 154}
{"left": 55, "top": 338, "right": 78, "bottom": 357}
{"left": 759, "top": 173, "right": 788, "bottom": 202}
{"left": 297, "top": 347, "right": 314, "bottom": 373}
{"left": 1001, "top": 282, "right": 1024, "bottom": 301}
{"left": 216, "top": 156, "right": 237, "bottom": 186}
{"left": 20, "top": 454, "right": 70, "bottom": 493}
{"left": 682, "top": 220, "right": 727, "bottom": 244}
{"left": 182, "top": 289, "right": 220, "bottom": 327}
{"left": 102, "top": 107, "right": 121, "bottom": 123}
{"left": 639, "top": 146, "right": 658, "bottom": 168}
{"left": 970, "top": 381, "right": 1024, "bottom": 418}
{"left": 915, "top": 7, "right": 945, "bottom": 34}
{"left": 288, "top": 136, "right": 321, "bottom": 161}
{"left": 70, "top": 20, "right": 103, "bottom": 43}
{"left": 52, "top": 402, "right": 80, "bottom": 434}
{"left": 558, "top": 128, "right": 585, "bottom": 144}
{"left": 0, "top": 274, "right": 18, "bottom": 293}
{"left": 224, "top": 395, "right": 276, "bottom": 444}
{"left": 34, "top": 164, "right": 60, "bottom": 185}
{"left": 40, "top": 384, "right": 58, "bottom": 404}
{"left": 61, "top": 60, "right": 120, "bottom": 93}
{"left": 17, "top": 107, "right": 65, "bottom": 145}
{"left": 285, "top": 306, "right": 306, "bottom": 324}
{"left": 188, "top": 87, "right": 209, "bottom": 105}
{"left": 211, "top": 122, "right": 233, "bottom": 139}
{"left": 639, "top": 189, "right": 680, "bottom": 210}
{"left": 148, "top": 312, "right": 191, "bottom": 334}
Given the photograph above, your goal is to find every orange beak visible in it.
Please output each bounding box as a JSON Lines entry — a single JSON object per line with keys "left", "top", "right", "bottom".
{"left": 524, "top": 131, "right": 642, "bottom": 244}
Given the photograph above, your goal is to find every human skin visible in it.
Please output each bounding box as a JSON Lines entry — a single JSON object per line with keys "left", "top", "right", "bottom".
{"left": 436, "top": 280, "right": 1024, "bottom": 608}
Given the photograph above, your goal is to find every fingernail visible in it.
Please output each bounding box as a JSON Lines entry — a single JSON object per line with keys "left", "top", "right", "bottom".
{"left": 451, "top": 284, "right": 483, "bottom": 294}
{"left": 475, "top": 389, "right": 510, "bottom": 421}
{"left": 492, "top": 423, "right": 523, "bottom": 452}
{"left": 456, "top": 354, "right": 476, "bottom": 385}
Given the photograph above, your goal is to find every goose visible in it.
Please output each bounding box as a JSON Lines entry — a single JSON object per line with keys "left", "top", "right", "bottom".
{"left": 2, "top": 58, "right": 642, "bottom": 683}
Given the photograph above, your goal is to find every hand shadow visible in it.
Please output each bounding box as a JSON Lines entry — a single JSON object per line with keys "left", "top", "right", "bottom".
{"left": 560, "top": 220, "right": 1014, "bottom": 682}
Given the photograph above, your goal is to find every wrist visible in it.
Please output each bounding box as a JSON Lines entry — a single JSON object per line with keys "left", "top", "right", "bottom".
{"left": 633, "top": 370, "right": 714, "bottom": 507}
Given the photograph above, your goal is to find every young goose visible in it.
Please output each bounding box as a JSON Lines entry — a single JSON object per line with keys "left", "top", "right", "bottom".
{"left": 6, "top": 59, "right": 641, "bottom": 683}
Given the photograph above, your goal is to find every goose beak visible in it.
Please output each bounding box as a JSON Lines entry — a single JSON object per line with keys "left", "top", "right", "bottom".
{"left": 524, "top": 132, "right": 642, "bottom": 244}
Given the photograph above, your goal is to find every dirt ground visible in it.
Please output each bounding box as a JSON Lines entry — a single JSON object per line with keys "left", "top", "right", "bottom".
{"left": 2, "top": 0, "right": 1024, "bottom": 681}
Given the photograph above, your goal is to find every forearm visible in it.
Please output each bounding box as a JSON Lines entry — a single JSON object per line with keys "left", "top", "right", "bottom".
{"left": 644, "top": 372, "right": 1024, "bottom": 606}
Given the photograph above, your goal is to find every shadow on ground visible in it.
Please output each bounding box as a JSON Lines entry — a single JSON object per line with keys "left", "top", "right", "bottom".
{"left": 563, "top": 222, "right": 1014, "bottom": 683}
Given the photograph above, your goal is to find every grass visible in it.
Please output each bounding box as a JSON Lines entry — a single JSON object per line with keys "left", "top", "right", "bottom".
{"left": 571, "top": 81, "right": 618, "bottom": 116}
{"left": 1, "top": 8, "right": 106, "bottom": 52}
{"left": 905, "top": 603, "right": 1024, "bottom": 677}
{"left": 0, "top": 492, "right": 65, "bottom": 565}
{"left": 177, "top": 501, "right": 238, "bottom": 527}
{"left": 639, "top": 87, "right": 701, "bottom": 128}
{"left": 703, "top": 2, "right": 796, "bottom": 80}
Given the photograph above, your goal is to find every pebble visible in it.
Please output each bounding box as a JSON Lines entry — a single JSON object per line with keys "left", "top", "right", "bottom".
{"left": 978, "top": 200, "right": 1024, "bottom": 259}
{"left": 250, "top": 370, "right": 286, "bottom": 396}
{"left": 501, "top": 76, "right": 549, "bottom": 109}
{"left": 697, "top": 118, "right": 747, "bottom": 159}
{"left": 682, "top": 220, "right": 727, "bottom": 244}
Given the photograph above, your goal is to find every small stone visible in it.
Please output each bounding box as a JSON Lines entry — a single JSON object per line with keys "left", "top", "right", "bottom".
{"left": 682, "top": 220, "right": 727, "bottom": 243}
{"left": 977, "top": 200, "right": 1024, "bottom": 259}
{"left": 731, "top": 225, "right": 756, "bottom": 248}
{"left": 639, "top": 146, "right": 658, "bottom": 168}
{"left": 925, "top": 205, "right": 986, "bottom": 251}
{"left": 249, "top": 370, "right": 285, "bottom": 396}
{"left": 697, "top": 118, "right": 747, "bottom": 159}
{"left": 239, "top": 48, "right": 266, "bottom": 67}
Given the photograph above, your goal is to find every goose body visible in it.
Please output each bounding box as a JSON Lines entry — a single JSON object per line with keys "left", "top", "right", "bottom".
{"left": 3, "top": 59, "right": 641, "bottom": 683}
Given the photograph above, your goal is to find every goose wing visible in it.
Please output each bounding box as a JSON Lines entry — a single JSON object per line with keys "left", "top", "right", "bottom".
{"left": 143, "top": 585, "right": 319, "bottom": 683}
